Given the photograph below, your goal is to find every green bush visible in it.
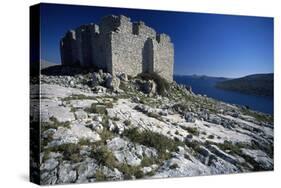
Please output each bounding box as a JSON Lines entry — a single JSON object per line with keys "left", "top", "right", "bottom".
{"left": 91, "top": 145, "right": 118, "bottom": 170}
{"left": 172, "top": 103, "right": 189, "bottom": 114}
{"left": 78, "top": 138, "right": 92, "bottom": 145}
{"left": 99, "top": 128, "right": 114, "bottom": 143}
{"left": 123, "top": 119, "right": 131, "bottom": 126}
{"left": 85, "top": 103, "right": 107, "bottom": 114}
{"left": 207, "top": 135, "right": 214, "bottom": 139}
{"left": 147, "top": 112, "right": 163, "bottom": 121}
{"left": 41, "top": 117, "right": 71, "bottom": 144}
{"left": 185, "top": 140, "right": 201, "bottom": 153}
{"left": 62, "top": 94, "right": 96, "bottom": 101}
{"left": 95, "top": 170, "right": 107, "bottom": 181}
{"left": 47, "top": 143, "right": 81, "bottom": 163}
{"left": 112, "top": 116, "right": 120, "bottom": 121}
{"left": 49, "top": 116, "right": 71, "bottom": 129}
{"left": 118, "top": 164, "right": 144, "bottom": 179}
{"left": 141, "top": 156, "right": 156, "bottom": 167}
{"left": 137, "top": 72, "right": 170, "bottom": 96}
{"left": 182, "top": 126, "right": 199, "bottom": 136}
{"left": 123, "top": 128, "right": 182, "bottom": 161}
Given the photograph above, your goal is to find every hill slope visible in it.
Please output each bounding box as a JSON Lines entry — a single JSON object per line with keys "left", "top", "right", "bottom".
{"left": 216, "top": 73, "right": 273, "bottom": 97}
{"left": 30, "top": 70, "right": 273, "bottom": 184}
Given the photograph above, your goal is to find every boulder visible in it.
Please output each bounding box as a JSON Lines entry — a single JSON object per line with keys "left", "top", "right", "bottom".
{"left": 208, "top": 114, "right": 222, "bottom": 125}
{"left": 92, "top": 86, "right": 107, "bottom": 93}
{"left": 49, "top": 122, "right": 101, "bottom": 147}
{"left": 107, "top": 137, "right": 157, "bottom": 166}
{"left": 207, "top": 145, "right": 238, "bottom": 165}
{"left": 142, "top": 80, "right": 156, "bottom": 96}
{"left": 40, "top": 158, "right": 59, "bottom": 171}
{"left": 88, "top": 121, "right": 104, "bottom": 133}
{"left": 57, "top": 162, "right": 77, "bottom": 184}
{"left": 185, "top": 112, "right": 196, "bottom": 123}
{"left": 92, "top": 72, "right": 103, "bottom": 86}
{"left": 41, "top": 169, "right": 58, "bottom": 185}
{"left": 74, "top": 110, "right": 88, "bottom": 120}
{"left": 106, "top": 76, "right": 120, "bottom": 91}
{"left": 118, "top": 73, "right": 128, "bottom": 81}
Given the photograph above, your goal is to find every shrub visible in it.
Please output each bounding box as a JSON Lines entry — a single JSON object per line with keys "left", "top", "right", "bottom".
{"left": 185, "top": 140, "right": 201, "bottom": 153}
{"left": 112, "top": 116, "right": 120, "bottom": 121}
{"left": 85, "top": 103, "right": 107, "bottom": 114}
{"left": 118, "top": 164, "right": 144, "bottom": 179}
{"left": 182, "top": 126, "right": 199, "bottom": 136}
{"left": 141, "top": 156, "right": 155, "bottom": 167}
{"left": 104, "top": 102, "right": 114, "bottom": 108}
{"left": 47, "top": 143, "right": 81, "bottom": 163}
{"left": 91, "top": 145, "right": 118, "bottom": 170}
{"left": 78, "top": 138, "right": 92, "bottom": 145}
{"left": 147, "top": 112, "right": 163, "bottom": 121}
{"left": 123, "top": 119, "right": 131, "bottom": 126}
{"left": 41, "top": 117, "right": 71, "bottom": 134}
{"left": 101, "top": 115, "right": 109, "bottom": 127}
{"left": 172, "top": 103, "right": 189, "bottom": 114}
{"left": 95, "top": 170, "right": 107, "bottom": 181}
{"left": 49, "top": 116, "right": 71, "bottom": 129}
{"left": 62, "top": 94, "right": 96, "bottom": 101}
{"left": 137, "top": 73, "right": 170, "bottom": 96}
{"left": 207, "top": 135, "right": 214, "bottom": 139}
{"left": 123, "top": 128, "right": 183, "bottom": 161}
{"left": 101, "top": 129, "right": 114, "bottom": 142}
{"left": 242, "top": 109, "right": 273, "bottom": 124}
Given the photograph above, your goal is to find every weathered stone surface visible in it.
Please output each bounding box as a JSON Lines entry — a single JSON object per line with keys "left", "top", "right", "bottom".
{"left": 241, "top": 149, "right": 273, "bottom": 169}
{"left": 41, "top": 169, "right": 58, "bottom": 185}
{"left": 48, "top": 122, "right": 101, "bottom": 147}
{"left": 76, "top": 160, "right": 99, "bottom": 183}
{"left": 107, "top": 137, "right": 157, "bottom": 166}
{"left": 38, "top": 74, "right": 273, "bottom": 184}
{"left": 185, "top": 112, "right": 196, "bottom": 123}
{"left": 74, "top": 110, "right": 88, "bottom": 120}
{"left": 92, "top": 86, "right": 107, "bottom": 93}
{"left": 207, "top": 145, "right": 238, "bottom": 165}
{"left": 69, "top": 99, "right": 97, "bottom": 109}
{"left": 41, "top": 105, "right": 75, "bottom": 123}
{"left": 57, "top": 162, "right": 77, "bottom": 184}
{"left": 40, "top": 158, "right": 59, "bottom": 171}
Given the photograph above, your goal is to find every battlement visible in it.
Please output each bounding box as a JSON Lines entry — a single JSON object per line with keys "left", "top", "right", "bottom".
{"left": 60, "top": 15, "right": 174, "bottom": 82}
{"left": 100, "top": 15, "right": 132, "bottom": 34}
{"left": 64, "top": 30, "right": 76, "bottom": 40}
{"left": 156, "top": 33, "right": 171, "bottom": 43}
{"left": 133, "top": 21, "right": 156, "bottom": 38}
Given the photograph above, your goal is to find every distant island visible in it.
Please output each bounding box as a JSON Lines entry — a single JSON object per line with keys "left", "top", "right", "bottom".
{"left": 215, "top": 73, "right": 273, "bottom": 97}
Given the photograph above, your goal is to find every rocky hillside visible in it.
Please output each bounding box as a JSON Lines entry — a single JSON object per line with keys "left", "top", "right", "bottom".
{"left": 31, "top": 70, "right": 273, "bottom": 185}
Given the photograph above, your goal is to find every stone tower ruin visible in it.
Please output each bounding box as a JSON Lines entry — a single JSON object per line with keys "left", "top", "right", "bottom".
{"left": 60, "top": 15, "right": 174, "bottom": 82}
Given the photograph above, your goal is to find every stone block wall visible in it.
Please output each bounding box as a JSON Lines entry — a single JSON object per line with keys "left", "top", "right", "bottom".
{"left": 60, "top": 15, "right": 174, "bottom": 82}
{"left": 152, "top": 34, "right": 174, "bottom": 82}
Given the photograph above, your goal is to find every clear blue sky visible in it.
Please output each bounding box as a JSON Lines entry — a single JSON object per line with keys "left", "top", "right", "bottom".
{"left": 40, "top": 3, "right": 273, "bottom": 78}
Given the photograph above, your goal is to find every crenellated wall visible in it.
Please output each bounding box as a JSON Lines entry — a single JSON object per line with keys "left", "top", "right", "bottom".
{"left": 60, "top": 15, "right": 174, "bottom": 82}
